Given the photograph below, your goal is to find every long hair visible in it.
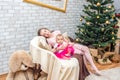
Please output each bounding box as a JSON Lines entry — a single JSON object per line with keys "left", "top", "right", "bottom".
{"left": 37, "top": 28, "right": 49, "bottom": 36}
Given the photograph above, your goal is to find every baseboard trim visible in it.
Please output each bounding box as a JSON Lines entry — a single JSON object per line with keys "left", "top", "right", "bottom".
{"left": 0, "top": 72, "right": 8, "bottom": 75}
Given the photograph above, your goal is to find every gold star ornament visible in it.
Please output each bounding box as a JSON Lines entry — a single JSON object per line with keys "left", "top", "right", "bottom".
{"left": 96, "top": 2, "right": 101, "bottom": 6}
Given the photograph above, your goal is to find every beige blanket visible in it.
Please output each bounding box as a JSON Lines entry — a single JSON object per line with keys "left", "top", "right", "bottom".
{"left": 30, "top": 36, "right": 79, "bottom": 80}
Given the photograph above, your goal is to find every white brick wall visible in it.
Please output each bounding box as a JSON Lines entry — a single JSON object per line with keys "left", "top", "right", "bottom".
{"left": 0, "top": 0, "right": 119, "bottom": 74}
{"left": 0, "top": 0, "right": 86, "bottom": 74}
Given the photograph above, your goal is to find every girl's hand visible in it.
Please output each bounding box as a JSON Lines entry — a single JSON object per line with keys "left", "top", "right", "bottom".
{"left": 52, "top": 49, "right": 56, "bottom": 52}
{"left": 56, "top": 48, "right": 61, "bottom": 51}
{"left": 69, "top": 43, "right": 74, "bottom": 47}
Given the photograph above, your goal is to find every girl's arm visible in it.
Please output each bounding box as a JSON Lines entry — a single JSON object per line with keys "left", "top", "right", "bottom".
{"left": 52, "top": 44, "right": 58, "bottom": 52}
{"left": 57, "top": 42, "right": 68, "bottom": 51}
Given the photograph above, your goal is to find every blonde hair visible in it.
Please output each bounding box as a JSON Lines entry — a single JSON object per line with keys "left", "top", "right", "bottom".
{"left": 56, "top": 34, "right": 64, "bottom": 42}
{"left": 56, "top": 34, "right": 63, "bottom": 38}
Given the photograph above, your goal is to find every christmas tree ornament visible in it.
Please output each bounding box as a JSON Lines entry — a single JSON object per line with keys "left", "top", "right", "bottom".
{"left": 105, "top": 20, "right": 110, "bottom": 24}
{"left": 112, "top": 15, "right": 115, "bottom": 19}
{"left": 105, "top": 9, "right": 108, "bottom": 13}
{"left": 108, "top": 5, "right": 112, "bottom": 8}
{"left": 76, "top": 38, "right": 79, "bottom": 42}
{"left": 115, "top": 13, "right": 120, "bottom": 17}
{"left": 103, "top": 9, "right": 108, "bottom": 13}
{"left": 86, "top": 22, "right": 90, "bottom": 25}
{"left": 96, "top": 2, "right": 101, "bottom": 6}
{"left": 101, "top": 28, "right": 104, "bottom": 31}
{"left": 112, "top": 37, "right": 115, "bottom": 40}
{"left": 112, "top": 32, "right": 114, "bottom": 34}
{"left": 80, "top": 18, "right": 83, "bottom": 21}
{"left": 99, "top": 44, "right": 101, "bottom": 47}
{"left": 97, "top": 16, "right": 100, "bottom": 18}
{"left": 113, "top": 26, "right": 119, "bottom": 28}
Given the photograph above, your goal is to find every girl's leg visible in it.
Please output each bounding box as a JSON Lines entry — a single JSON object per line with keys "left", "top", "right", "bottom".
{"left": 82, "top": 46, "right": 101, "bottom": 75}
{"left": 74, "top": 44, "right": 101, "bottom": 75}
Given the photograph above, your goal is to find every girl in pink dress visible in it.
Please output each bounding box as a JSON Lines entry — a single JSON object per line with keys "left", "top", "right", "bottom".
{"left": 53, "top": 34, "right": 74, "bottom": 59}
{"left": 38, "top": 28, "right": 101, "bottom": 76}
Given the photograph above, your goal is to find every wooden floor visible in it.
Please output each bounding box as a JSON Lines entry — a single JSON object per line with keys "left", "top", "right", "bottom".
{"left": 0, "top": 73, "right": 7, "bottom": 80}
{"left": 1, "top": 62, "right": 120, "bottom": 80}
{"left": 87, "top": 62, "right": 120, "bottom": 72}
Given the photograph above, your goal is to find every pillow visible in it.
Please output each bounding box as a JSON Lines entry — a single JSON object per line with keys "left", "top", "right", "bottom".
{"left": 62, "top": 32, "right": 74, "bottom": 42}
{"left": 39, "top": 42, "right": 52, "bottom": 51}
{"left": 62, "top": 32, "right": 70, "bottom": 42}
{"left": 38, "top": 36, "right": 52, "bottom": 51}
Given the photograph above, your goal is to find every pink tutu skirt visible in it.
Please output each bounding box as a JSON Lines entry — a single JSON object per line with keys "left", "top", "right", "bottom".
{"left": 54, "top": 44, "right": 74, "bottom": 59}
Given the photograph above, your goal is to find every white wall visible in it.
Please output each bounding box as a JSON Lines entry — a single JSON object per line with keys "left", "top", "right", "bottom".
{"left": 0, "top": 0, "right": 85, "bottom": 74}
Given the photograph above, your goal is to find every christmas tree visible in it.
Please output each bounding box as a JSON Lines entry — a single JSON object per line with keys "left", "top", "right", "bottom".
{"left": 75, "top": 0, "right": 118, "bottom": 50}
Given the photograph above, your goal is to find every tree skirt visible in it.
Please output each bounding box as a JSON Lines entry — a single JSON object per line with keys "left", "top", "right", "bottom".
{"left": 85, "top": 67, "right": 120, "bottom": 80}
